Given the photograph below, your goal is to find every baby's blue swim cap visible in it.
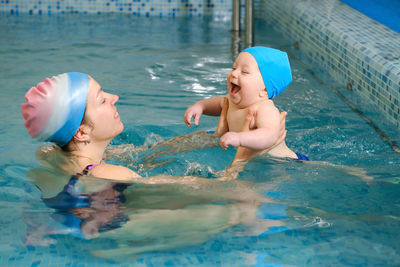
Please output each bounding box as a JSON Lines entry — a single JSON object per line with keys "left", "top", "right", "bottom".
{"left": 243, "top": 46, "right": 292, "bottom": 99}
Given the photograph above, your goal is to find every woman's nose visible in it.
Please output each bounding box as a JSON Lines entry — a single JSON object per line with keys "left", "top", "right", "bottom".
{"left": 111, "top": 94, "right": 119, "bottom": 104}
{"left": 106, "top": 93, "right": 119, "bottom": 105}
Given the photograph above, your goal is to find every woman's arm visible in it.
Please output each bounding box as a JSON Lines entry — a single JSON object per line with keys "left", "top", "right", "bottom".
{"left": 90, "top": 164, "right": 141, "bottom": 181}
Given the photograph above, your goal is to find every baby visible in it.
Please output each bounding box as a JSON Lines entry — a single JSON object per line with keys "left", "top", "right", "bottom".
{"left": 184, "top": 46, "right": 308, "bottom": 161}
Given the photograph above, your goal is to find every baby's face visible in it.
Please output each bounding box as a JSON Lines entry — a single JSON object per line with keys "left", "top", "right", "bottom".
{"left": 227, "top": 52, "right": 266, "bottom": 108}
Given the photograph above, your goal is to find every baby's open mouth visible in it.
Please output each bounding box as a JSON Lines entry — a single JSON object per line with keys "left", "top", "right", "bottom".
{"left": 230, "top": 83, "right": 240, "bottom": 95}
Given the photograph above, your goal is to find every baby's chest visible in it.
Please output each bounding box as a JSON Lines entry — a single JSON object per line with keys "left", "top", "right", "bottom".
{"left": 227, "top": 108, "right": 256, "bottom": 132}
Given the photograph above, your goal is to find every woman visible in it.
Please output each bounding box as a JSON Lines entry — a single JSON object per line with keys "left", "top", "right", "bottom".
{"left": 22, "top": 72, "right": 141, "bottom": 180}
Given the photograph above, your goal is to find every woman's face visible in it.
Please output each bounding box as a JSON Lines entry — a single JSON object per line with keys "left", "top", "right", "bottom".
{"left": 85, "top": 77, "right": 124, "bottom": 143}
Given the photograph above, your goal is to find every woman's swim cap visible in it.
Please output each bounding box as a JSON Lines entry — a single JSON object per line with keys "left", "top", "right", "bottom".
{"left": 243, "top": 46, "right": 292, "bottom": 99}
{"left": 21, "top": 72, "right": 89, "bottom": 147}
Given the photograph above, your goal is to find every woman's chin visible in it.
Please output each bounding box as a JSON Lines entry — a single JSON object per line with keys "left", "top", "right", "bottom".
{"left": 115, "top": 124, "right": 124, "bottom": 136}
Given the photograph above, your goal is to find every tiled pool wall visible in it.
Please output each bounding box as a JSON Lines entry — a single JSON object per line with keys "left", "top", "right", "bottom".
{"left": 0, "top": 0, "right": 232, "bottom": 17}
{"left": 1, "top": 0, "right": 399, "bottom": 129}
{"left": 257, "top": 0, "right": 400, "bottom": 129}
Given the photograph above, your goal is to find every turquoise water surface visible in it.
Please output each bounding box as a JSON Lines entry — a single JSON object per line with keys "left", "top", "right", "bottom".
{"left": 0, "top": 13, "right": 399, "bottom": 266}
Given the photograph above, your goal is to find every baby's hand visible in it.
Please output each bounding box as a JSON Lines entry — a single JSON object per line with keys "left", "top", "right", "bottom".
{"left": 219, "top": 132, "right": 241, "bottom": 150}
{"left": 184, "top": 104, "right": 203, "bottom": 127}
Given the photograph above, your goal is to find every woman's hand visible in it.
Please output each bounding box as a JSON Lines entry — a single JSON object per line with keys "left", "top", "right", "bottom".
{"left": 231, "top": 110, "right": 287, "bottom": 164}
{"left": 269, "top": 111, "right": 287, "bottom": 151}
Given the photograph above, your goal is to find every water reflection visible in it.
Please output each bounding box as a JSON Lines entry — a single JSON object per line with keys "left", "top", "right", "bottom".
{"left": 23, "top": 146, "right": 284, "bottom": 262}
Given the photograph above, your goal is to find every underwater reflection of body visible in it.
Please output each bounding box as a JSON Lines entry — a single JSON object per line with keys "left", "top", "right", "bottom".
{"left": 24, "top": 152, "right": 285, "bottom": 260}
{"left": 24, "top": 163, "right": 130, "bottom": 245}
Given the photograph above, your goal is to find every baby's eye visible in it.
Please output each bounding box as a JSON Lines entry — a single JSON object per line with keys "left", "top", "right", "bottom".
{"left": 242, "top": 70, "right": 249, "bottom": 74}
{"left": 231, "top": 67, "right": 237, "bottom": 70}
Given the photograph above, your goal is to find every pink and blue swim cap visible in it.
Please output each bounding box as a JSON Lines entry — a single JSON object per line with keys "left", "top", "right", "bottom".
{"left": 21, "top": 72, "right": 89, "bottom": 147}
{"left": 243, "top": 46, "right": 292, "bottom": 99}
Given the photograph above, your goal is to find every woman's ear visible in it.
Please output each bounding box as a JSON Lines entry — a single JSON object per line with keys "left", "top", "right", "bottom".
{"left": 73, "top": 124, "right": 91, "bottom": 143}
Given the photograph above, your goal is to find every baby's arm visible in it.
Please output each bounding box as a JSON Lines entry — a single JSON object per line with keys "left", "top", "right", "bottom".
{"left": 184, "top": 96, "right": 224, "bottom": 126}
{"left": 220, "top": 104, "right": 281, "bottom": 150}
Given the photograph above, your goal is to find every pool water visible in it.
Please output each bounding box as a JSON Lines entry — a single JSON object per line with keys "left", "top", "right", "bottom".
{"left": 1, "top": 13, "right": 400, "bottom": 266}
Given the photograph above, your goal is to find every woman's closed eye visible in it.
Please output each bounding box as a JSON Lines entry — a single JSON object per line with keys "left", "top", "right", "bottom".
{"left": 98, "top": 94, "right": 106, "bottom": 104}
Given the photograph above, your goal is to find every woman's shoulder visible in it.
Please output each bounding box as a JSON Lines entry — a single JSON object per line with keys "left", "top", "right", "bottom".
{"left": 90, "top": 163, "right": 141, "bottom": 181}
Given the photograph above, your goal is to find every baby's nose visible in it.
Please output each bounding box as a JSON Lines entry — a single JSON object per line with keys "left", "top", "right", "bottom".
{"left": 231, "top": 69, "right": 239, "bottom": 78}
